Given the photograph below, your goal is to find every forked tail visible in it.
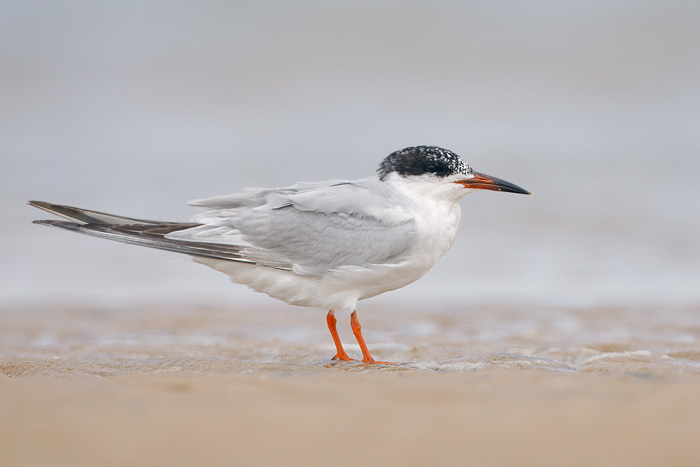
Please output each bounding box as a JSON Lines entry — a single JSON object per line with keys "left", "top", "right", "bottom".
{"left": 29, "top": 201, "right": 261, "bottom": 264}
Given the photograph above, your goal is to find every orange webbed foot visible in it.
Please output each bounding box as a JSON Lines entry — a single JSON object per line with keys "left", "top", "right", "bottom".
{"left": 332, "top": 352, "right": 355, "bottom": 362}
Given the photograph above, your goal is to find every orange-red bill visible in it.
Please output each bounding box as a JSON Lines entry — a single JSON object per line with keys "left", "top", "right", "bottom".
{"left": 456, "top": 171, "right": 531, "bottom": 195}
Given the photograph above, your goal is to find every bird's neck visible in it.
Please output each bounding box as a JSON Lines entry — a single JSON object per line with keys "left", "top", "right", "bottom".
{"left": 383, "top": 173, "right": 467, "bottom": 206}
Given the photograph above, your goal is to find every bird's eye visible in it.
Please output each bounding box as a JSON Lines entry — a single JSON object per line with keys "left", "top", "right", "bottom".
{"left": 425, "top": 164, "right": 438, "bottom": 173}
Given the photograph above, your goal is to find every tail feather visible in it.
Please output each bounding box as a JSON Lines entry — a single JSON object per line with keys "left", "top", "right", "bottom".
{"left": 32, "top": 219, "right": 264, "bottom": 263}
{"left": 30, "top": 202, "right": 293, "bottom": 271}
{"left": 28, "top": 200, "right": 177, "bottom": 225}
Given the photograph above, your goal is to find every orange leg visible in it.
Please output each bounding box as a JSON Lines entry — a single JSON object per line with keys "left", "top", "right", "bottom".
{"left": 326, "top": 310, "right": 354, "bottom": 361}
{"left": 350, "top": 311, "right": 393, "bottom": 364}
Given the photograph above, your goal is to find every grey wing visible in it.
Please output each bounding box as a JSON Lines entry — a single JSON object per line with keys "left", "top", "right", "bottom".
{"left": 29, "top": 201, "right": 287, "bottom": 267}
{"left": 187, "top": 180, "right": 352, "bottom": 210}
{"left": 169, "top": 178, "right": 417, "bottom": 276}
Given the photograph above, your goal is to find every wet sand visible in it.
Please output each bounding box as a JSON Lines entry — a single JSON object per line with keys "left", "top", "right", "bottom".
{"left": 2, "top": 303, "right": 700, "bottom": 466}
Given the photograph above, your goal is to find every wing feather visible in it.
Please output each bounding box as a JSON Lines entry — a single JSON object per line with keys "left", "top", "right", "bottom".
{"left": 31, "top": 177, "right": 417, "bottom": 277}
{"left": 169, "top": 178, "right": 417, "bottom": 276}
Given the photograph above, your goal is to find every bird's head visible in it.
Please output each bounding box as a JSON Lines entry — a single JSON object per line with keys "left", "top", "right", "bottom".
{"left": 378, "top": 146, "right": 531, "bottom": 197}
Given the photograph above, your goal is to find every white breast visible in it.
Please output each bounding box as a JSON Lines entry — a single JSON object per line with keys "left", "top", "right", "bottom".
{"left": 194, "top": 174, "right": 465, "bottom": 314}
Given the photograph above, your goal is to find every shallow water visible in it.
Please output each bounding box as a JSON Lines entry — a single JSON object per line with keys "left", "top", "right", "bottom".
{"left": 3, "top": 303, "right": 698, "bottom": 377}
{"left": 3, "top": 2, "right": 700, "bottom": 311}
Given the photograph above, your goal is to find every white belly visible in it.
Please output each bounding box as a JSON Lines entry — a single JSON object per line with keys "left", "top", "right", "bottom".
{"left": 194, "top": 202, "right": 462, "bottom": 314}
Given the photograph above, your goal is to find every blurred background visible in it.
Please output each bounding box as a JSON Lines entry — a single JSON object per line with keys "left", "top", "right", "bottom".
{"left": 2, "top": 0, "right": 699, "bottom": 309}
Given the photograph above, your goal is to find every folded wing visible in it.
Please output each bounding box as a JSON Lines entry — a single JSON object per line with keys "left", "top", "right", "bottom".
{"left": 171, "top": 178, "right": 417, "bottom": 276}
{"left": 30, "top": 178, "right": 417, "bottom": 276}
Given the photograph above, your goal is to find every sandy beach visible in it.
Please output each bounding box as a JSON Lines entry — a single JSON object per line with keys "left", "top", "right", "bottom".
{"left": 2, "top": 370, "right": 700, "bottom": 467}
{"left": 2, "top": 303, "right": 700, "bottom": 467}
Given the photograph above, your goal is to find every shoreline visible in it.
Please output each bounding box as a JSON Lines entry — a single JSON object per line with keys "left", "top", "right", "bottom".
{"left": 2, "top": 303, "right": 700, "bottom": 465}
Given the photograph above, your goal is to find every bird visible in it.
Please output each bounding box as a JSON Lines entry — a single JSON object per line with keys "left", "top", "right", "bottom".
{"left": 30, "top": 146, "right": 530, "bottom": 364}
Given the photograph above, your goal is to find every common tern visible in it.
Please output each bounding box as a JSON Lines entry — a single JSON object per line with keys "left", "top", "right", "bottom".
{"left": 30, "top": 146, "right": 530, "bottom": 363}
